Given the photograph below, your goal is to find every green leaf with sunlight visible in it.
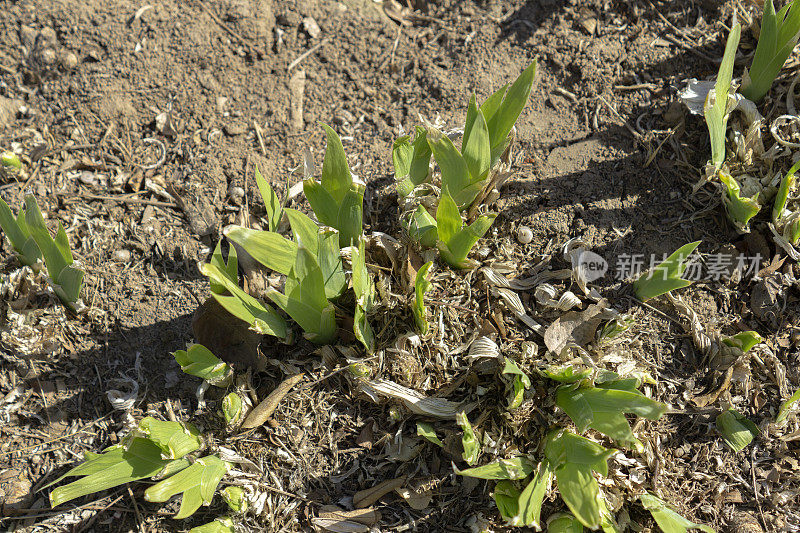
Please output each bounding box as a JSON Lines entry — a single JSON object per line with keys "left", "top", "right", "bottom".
{"left": 224, "top": 226, "right": 297, "bottom": 275}
{"left": 406, "top": 205, "right": 438, "bottom": 248}
{"left": 436, "top": 188, "right": 496, "bottom": 269}
{"left": 412, "top": 261, "right": 433, "bottom": 334}
{"left": 742, "top": 0, "right": 800, "bottom": 102}
{"left": 719, "top": 172, "right": 761, "bottom": 232}
{"left": 427, "top": 129, "right": 484, "bottom": 208}
{"left": 774, "top": 160, "right": 800, "bottom": 222}
{"left": 255, "top": 166, "right": 283, "bottom": 231}
{"left": 640, "top": 493, "right": 715, "bottom": 533}
{"left": 209, "top": 240, "right": 238, "bottom": 295}
{"left": 455, "top": 457, "right": 535, "bottom": 480}
{"left": 716, "top": 409, "right": 759, "bottom": 452}
{"left": 456, "top": 412, "right": 480, "bottom": 466}
{"left": 502, "top": 358, "right": 531, "bottom": 410}
{"left": 0, "top": 197, "right": 41, "bottom": 267}
{"left": 633, "top": 241, "right": 701, "bottom": 301}
{"left": 512, "top": 460, "right": 552, "bottom": 528}
{"left": 136, "top": 417, "right": 203, "bottom": 459}
{"left": 393, "top": 126, "right": 431, "bottom": 197}
{"left": 190, "top": 517, "right": 236, "bottom": 533}
{"left": 494, "top": 480, "right": 521, "bottom": 524}
{"left": 544, "top": 430, "right": 616, "bottom": 529}
{"left": 416, "top": 421, "right": 443, "bottom": 447}
{"left": 173, "top": 344, "right": 233, "bottom": 387}
{"left": 144, "top": 455, "right": 230, "bottom": 519}
{"left": 483, "top": 61, "right": 537, "bottom": 163}
{"left": 776, "top": 387, "right": 800, "bottom": 424}
{"left": 704, "top": 22, "right": 740, "bottom": 170}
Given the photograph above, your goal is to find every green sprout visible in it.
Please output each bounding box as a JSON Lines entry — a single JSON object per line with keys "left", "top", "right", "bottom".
{"left": 190, "top": 517, "right": 236, "bottom": 533}
{"left": 640, "top": 493, "right": 715, "bottom": 533}
{"left": 350, "top": 236, "right": 375, "bottom": 352}
{"left": 436, "top": 187, "right": 496, "bottom": 269}
{"left": 719, "top": 172, "right": 761, "bottom": 232}
{"left": 222, "top": 392, "right": 245, "bottom": 427}
{"left": 741, "top": 0, "right": 800, "bottom": 102}
{"left": 543, "top": 430, "right": 616, "bottom": 530}
{"left": 547, "top": 513, "right": 584, "bottom": 533}
{"left": 704, "top": 22, "right": 741, "bottom": 170}
{"left": 632, "top": 241, "right": 700, "bottom": 301}
{"left": 716, "top": 409, "right": 759, "bottom": 452}
{"left": 221, "top": 486, "right": 248, "bottom": 514}
{"left": 0, "top": 151, "right": 21, "bottom": 178}
{"left": 303, "top": 124, "right": 364, "bottom": 247}
{"left": 144, "top": 455, "right": 229, "bottom": 519}
{"left": 255, "top": 166, "right": 284, "bottom": 232}
{"left": 502, "top": 358, "right": 532, "bottom": 410}
{"left": 776, "top": 387, "right": 800, "bottom": 424}
{"left": 555, "top": 373, "right": 667, "bottom": 450}
{"left": 0, "top": 196, "right": 41, "bottom": 267}
{"left": 393, "top": 126, "right": 431, "bottom": 197}
{"left": 173, "top": 344, "right": 233, "bottom": 387}
{"left": 416, "top": 421, "right": 443, "bottom": 447}
{"left": 412, "top": 261, "right": 433, "bottom": 334}
{"left": 456, "top": 411, "right": 480, "bottom": 465}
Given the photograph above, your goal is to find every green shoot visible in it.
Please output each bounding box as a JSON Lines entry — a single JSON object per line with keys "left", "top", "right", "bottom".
{"left": 632, "top": 241, "right": 701, "bottom": 301}
{"left": 512, "top": 460, "right": 552, "bottom": 528}
{"left": 456, "top": 411, "right": 480, "bottom": 465}
{"left": 135, "top": 417, "right": 203, "bottom": 460}
{"left": 222, "top": 392, "right": 244, "bottom": 426}
{"left": 190, "top": 517, "right": 236, "bottom": 533}
{"left": 266, "top": 247, "right": 337, "bottom": 344}
{"left": 303, "top": 124, "right": 364, "bottom": 247}
{"left": 721, "top": 331, "right": 762, "bottom": 354}
{"left": 742, "top": 0, "right": 800, "bottom": 102}
{"left": 776, "top": 387, "right": 800, "bottom": 424}
{"left": 719, "top": 172, "right": 761, "bottom": 232}
{"left": 502, "top": 358, "right": 531, "bottom": 410}
{"left": 704, "top": 22, "right": 741, "bottom": 170}
{"left": 393, "top": 126, "right": 432, "bottom": 197}
{"left": 480, "top": 61, "right": 537, "bottom": 164}
{"left": 773, "top": 160, "right": 799, "bottom": 222}
{"left": 555, "top": 375, "right": 667, "bottom": 450}
{"left": 427, "top": 127, "right": 486, "bottom": 209}
{"left": 547, "top": 513, "right": 584, "bottom": 533}
{"left": 412, "top": 261, "right": 433, "bottom": 333}
{"left": 144, "top": 455, "right": 229, "bottom": 519}
{"left": 716, "top": 409, "right": 759, "bottom": 452}
{"left": 0, "top": 151, "right": 21, "bottom": 177}
{"left": 351, "top": 237, "right": 375, "bottom": 352}
{"left": 173, "top": 344, "right": 233, "bottom": 387}
{"left": 544, "top": 430, "right": 616, "bottom": 529}
{"left": 639, "top": 493, "right": 715, "bottom": 533}
{"left": 416, "top": 421, "right": 443, "bottom": 447}
{"left": 406, "top": 204, "right": 438, "bottom": 248}
{"left": 0, "top": 197, "right": 41, "bottom": 267}
{"left": 221, "top": 486, "right": 248, "bottom": 514}
{"left": 10, "top": 196, "right": 84, "bottom": 311}
{"left": 436, "top": 188, "right": 496, "bottom": 269}
{"left": 255, "top": 166, "right": 284, "bottom": 232}
{"left": 493, "top": 480, "right": 521, "bottom": 524}
{"left": 224, "top": 226, "right": 297, "bottom": 275}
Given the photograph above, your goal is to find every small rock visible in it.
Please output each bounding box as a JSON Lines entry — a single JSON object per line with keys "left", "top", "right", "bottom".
{"left": 302, "top": 16, "right": 321, "bottom": 38}
{"left": 37, "top": 27, "right": 58, "bottom": 48}
{"left": 39, "top": 48, "right": 56, "bottom": 65}
{"left": 112, "top": 249, "right": 131, "bottom": 262}
{"left": 517, "top": 226, "right": 533, "bottom": 244}
{"left": 224, "top": 121, "right": 247, "bottom": 136}
{"left": 228, "top": 184, "right": 245, "bottom": 204}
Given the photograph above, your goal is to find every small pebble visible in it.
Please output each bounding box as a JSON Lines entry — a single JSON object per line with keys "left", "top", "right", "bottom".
{"left": 302, "top": 16, "right": 321, "bottom": 38}
{"left": 228, "top": 185, "right": 245, "bottom": 204}
{"left": 112, "top": 249, "right": 131, "bottom": 262}
{"left": 60, "top": 51, "right": 78, "bottom": 70}
{"left": 39, "top": 48, "right": 56, "bottom": 65}
{"left": 517, "top": 226, "right": 533, "bottom": 244}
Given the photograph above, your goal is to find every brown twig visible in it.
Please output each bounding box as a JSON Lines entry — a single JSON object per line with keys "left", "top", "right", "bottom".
{"left": 67, "top": 193, "right": 177, "bottom": 208}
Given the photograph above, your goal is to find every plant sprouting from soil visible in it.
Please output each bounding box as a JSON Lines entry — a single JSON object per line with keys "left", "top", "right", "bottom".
{"left": 632, "top": 241, "right": 700, "bottom": 301}
{"left": 741, "top": 0, "right": 800, "bottom": 102}
{"left": 704, "top": 21, "right": 741, "bottom": 170}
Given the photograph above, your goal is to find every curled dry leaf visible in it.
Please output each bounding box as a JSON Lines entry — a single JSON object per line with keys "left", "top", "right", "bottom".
{"left": 360, "top": 379, "right": 465, "bottom": 419}
{"left": 353, "top": 477, "right": 404, "bottom": 508}
{"left": 468, "top": 336, "right": 500, "bottom": 359}
{"left": 241, "top": 373, "right": 305, "bottom": 429}
{"left": 544, "top": 301, "right": 616, "bottom": 356}
{"left": 313, "top": 506, "right": 381, "bottom": 532}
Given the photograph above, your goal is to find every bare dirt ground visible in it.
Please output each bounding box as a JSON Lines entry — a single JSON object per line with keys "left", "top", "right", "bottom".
{"left": 0, "top": 0, "right": 798, "bottom": 531}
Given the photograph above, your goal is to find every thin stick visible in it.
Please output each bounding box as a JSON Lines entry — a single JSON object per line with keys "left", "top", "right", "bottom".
{"left": 68, "top": 193, "right": 176, "bottom": 208}
{"left": 288, "top": 41, "right": 325, "bottom": 71}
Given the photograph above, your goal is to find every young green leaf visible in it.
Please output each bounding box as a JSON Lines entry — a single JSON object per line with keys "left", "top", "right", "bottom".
{"left": 719, "top": 172, "right": 761, "bottom": 232}
{"left": 224, "top": 226, "right": 297, "bottom": 275}
{"left": 435, "top": 188, "right": 462, "bottom": 244}
{"left": 512, "top": 460, "right": 552, "bottom": 528}
{"left": 201, "top": 263, "right": 288, "bottom": 338}
{"left": 456, "top": 411, "right": 480, "bottom": 465}
{"left": 639, "top": 493, "right": 715, "bottom": 533}
{"left": 320, "top": 123, "right": 352, "bottom": 205}
{"left": 438, "top": 211, "right": 497, "bottom": 269}
{"left": 556, "top": 380, "right": 667, "bottom": 450}
{"left": 255, "top": 166, "right": 283, "bottom": 231}
{"left": 721, "top": 331, "right": 762, "bottom": 354}
{"left": 336, "top": 186, "right": 365, "bottom": 247}
{"left": 144, "top": 455, "right": 230, "bottom": 519}
{"left": 427, "top": 129, "right": 484, "bottom": 208}
{"left": 285, "top": 207, "right": 320, "bottom": 253}
{"left": 209, "top": 240, "right": 238, "bottom": 295}
{"left": 190, "top": 517, "right": 236, "bottom": 533}
{"left": 416, "top": 421, "right": 443, "bottom": 447}
{"left": 485, "top": 61, "right": 537, "bottom": 163}
{"left": 394, "top": 127, "right": 431, "bottom": 197}
{"left": 0, "top": 197, "right": 41, "bottom": 267}
{"left": 597, "top": 314, "right": 635, "bottom": 343}
{"left": 547, "top": 513, "right": 584, "bottom": 533}
{"left": 303, "top": 178, "right": 339, "bottom": 227}
{"left": 267, "top": 247, "right": 337, "bottom": 344}
{"left": 704, "top": 22, "right": 741, "bottom": 170}
{"left": 173, "top": 344, "right": 233, "bottom": 387}
{"left": 351, "top": 237, "right": 374, "bottom": 312}
{"left": 222, "top": 392, "right": 244, "bottom": 426}
{"left": 742, "top": 0, "right": 800, "bottom": 102}
{"left": 540, "top": 365, "right": 592, "bottom": 384}
{"left": 493, "top": 480, "right": 521, "bottom": 523}
{"left": 462, "top": 98, "right": 491, "bottom": 182}
{"left": 502, "top": 359, "right": 531, "bottom": 410}
{"left": 49, "top": 438, "right": 184, "bottom": 507}
{"left": 455, "top": 457, "right": 536, "bottom": 480}
{"left": 406, "top": 205, "right": 438, "bottom": 248}
{"left": 544, "top": 430, "right": 616, "bottom": 529}
{"left": 632, "top": 241, "right": 701, "bottom": 301}
{"left": 776, "top": 387, "right": 800, "bottom": 424}
{"left": 354, "top": 304, "right": 374, "bottom": 353}
{"left": 412, "top": 261, "right": 433, "bottom": 333}
{"left": 716, "top": 409, "right": 759, "bottom": 452}
{"left": 774, "top": 160, "right": 800, "bottom": 222}
{"left": 221, "top": 486, "right": 248, "bottom": 514}
{"left": 136, "top": 417, "right": 203, "bottom": 459}
{"left": 318, "top": 229, "right": 347, "bottom": 299}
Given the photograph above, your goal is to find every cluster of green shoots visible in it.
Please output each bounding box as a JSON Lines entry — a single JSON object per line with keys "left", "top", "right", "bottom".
{"left": 703, "top": 1, "right": 800, "bottom": 232}
{"left": 0, "top": 191, "right": 84, "bottom": 312}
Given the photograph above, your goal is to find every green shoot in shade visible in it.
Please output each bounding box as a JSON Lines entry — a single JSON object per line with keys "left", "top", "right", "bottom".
{"left": 502, "top": 358, "right": 531, "bottom": 409}
{"left": 776, "top": 387, "right": 800, "bottom": 424}
{"left": 774, "top": 160, "right": 800, "bottom": 222}
{"left": 632, "top": 241, "right": 701, "bottom": 301}
{"left": 455, "top": 457, "right": 535, "bottom": 480}
{"left": 547, "top": 513, "right": 584, "bottom": 533}
{"left": 416, "top": 421, "right": 443, "bottom": 447}
{"left": 742, "top": 0, "right": 800, "bottom": 102}
{"left": 393, "top": 126, "right": 431, "bottom": 197}
{"left": 412, "top": 261, "right": 433, "bottom": 333}
{"left": 704, "top": 22, "right": 741, "bottom": 170}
